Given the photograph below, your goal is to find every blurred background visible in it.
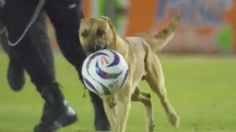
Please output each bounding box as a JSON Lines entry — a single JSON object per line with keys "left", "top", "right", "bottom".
{"left": 0, "top": 0, "right": 235, "bottom": 54}
{"left": 0, "top": 0, "right": 236, "bottom": 131}
{"left": 47, "top": 0, "right": 236, "bottom": 54}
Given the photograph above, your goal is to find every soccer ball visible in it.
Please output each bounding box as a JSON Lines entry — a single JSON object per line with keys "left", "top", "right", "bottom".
{"left": 82, "top": 49, "right": 129, "bottom": 95}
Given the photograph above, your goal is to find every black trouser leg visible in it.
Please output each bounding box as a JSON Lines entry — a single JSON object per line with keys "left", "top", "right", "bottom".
{"left": 4, "top": 0, "right": 55, "bottom": 87}
{"left": 28, "top": 12, "right": 64, "bottom": 109}
{"left": 4, "top": 1, "right": 77, "bottom": 131}
{"left": 5, "top": 9, "right": 65, "bottom": 124}
{"left": 1, "top": 36, "right": 25, "bottom": 91}
{"left": 21, "top": 12, "right": 65, "bottom": 110}
{"left": 45, "top": 0, "right": 85, "bottom": 79}
{"left": 29, "top": 13, "right": 55, "bottom": 77}
{"left": 45, "top": 0, "right": 110, "bottom": 130}
{"left": 89, "top": 92, "right": 110, "bottom": 130}
{"left": 1, "top": 3, "right": 25, "bottom": 91}
{"left": 30, "top": 16, "right": 78, "bottom": 128}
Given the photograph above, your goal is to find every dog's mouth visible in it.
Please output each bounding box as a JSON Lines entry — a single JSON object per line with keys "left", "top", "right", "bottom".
{"left": 86, "top": 44, "right": 108, "bottom": 54}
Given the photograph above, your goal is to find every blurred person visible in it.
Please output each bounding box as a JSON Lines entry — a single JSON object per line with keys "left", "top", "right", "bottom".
{"left": 156, "top": 0, "right": 182, "bottom": 21}
{"left": 200, "top": 0, "right": 231, "bottom": 24}
{"left": 157, "top": 0, "right": 232, "bottom": 25}
{"left": 226, "top": 0, "right": 236, "bottom": 52}
{"left": 156, "top": 0, "right": 167, "bottom": 21}
{"left": 90, "top": 0, "right": 129, "bottom": 35}
{"left": 0, "top": 0, "right": 109, "bottom": 131}
{"left": 153, "top": 0, "right": 182, "bottom": 32}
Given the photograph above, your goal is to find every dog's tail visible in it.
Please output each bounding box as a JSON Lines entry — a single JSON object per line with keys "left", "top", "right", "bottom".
{"left": 145, "top": 16, "right": 180, "bottom": 52}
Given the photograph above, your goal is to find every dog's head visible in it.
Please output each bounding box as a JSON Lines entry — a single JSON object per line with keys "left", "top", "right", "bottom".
{"left": 79, "top": 16, "right": 117, "bottom": 54}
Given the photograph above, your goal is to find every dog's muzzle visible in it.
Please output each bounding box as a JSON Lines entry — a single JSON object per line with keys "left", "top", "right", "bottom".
{"left": 88, "top": 44, "right": 107, "bottom": 53}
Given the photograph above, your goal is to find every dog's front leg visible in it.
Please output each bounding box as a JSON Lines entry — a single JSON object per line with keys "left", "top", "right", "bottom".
{"left": 102, "top": 96, "right": 119, "bottom": 131}
{"left": 116, "top": 88, "right": 132, "bottom": 132}
{"left": 117, "top": 100, "right": 131, "bottom": 132}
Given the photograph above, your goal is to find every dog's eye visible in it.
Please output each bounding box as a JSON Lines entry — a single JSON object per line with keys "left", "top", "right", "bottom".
{"left": 81, "top": 30, "right": 89, "bottom": 38}
{"left": 96, "top": 29, "right": 105, "bottom": 37}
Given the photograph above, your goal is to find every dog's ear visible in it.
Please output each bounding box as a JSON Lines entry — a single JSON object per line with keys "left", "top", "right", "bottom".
{"left": 100, "top": 16, "right": 117, "bottom": 32}
{"left": 100, "top": 16, "right": 118, "bottom": 45}
{"left": 100, "top": 16, "right": 112, "bottom": 24}
{"left": 100, "top": 16, "right": 109, "bottom": 20}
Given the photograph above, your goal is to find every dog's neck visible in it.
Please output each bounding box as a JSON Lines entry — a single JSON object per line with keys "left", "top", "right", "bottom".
{"left": 110, "top": 34, "right": 129, "bottom": 58}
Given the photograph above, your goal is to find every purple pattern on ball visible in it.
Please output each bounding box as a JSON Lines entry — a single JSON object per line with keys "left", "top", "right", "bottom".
{"left": 121, "top": 70, "right": 129, "bottom": 87}
{"left": 96, "top": 62, "right": 122, "bottom": 79}
{"left": 83, "top": 77, "right": 98, "bottom": 93}
{"left": 83, "top": 49, "right": 128, "bottom": 95}
{"left": 107, "top": 51, "right": 120, "bottom": 67}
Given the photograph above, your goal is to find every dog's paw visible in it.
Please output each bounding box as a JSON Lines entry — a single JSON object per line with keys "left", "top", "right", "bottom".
{"left": 148, "top": 119, "right": 155, "bottom": 132}
{"left": 169, "top": 113, "right": 180, "bottom": 128}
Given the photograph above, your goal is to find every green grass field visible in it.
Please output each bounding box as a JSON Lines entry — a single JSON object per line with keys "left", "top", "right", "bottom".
{"left": 0, "top": 52, "right": 236, "bottom": 132}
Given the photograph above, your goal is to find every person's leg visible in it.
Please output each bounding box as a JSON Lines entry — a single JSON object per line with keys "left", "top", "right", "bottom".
{"left": 45, "top": 0, "right": 85, "bottom": 77}
{"left": 45, "top": 0, "right": 110, "bottom": 130}
{"left": 25, "top": 13, "right": 78, "bottom": 132}
{"left": 89, "top": 92, "right": 110, "bottom": 130}
{"left": 6, "top": 57, "right": 25, "bottom": 90}
{"left": 4, "top": 0, "right": 77, "bottom": 130}
{"left": 0, "top": 0, "right": 25, "bottom": 91}
{"left": 1, "top": 36, "right": 25, "bottom": 91}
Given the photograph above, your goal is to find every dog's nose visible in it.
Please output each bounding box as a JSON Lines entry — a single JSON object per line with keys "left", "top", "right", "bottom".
{"left": 88, "top": 44, "right": 107, "bottom": 52}
{"left": 88, "top": 46, "right": 97, "bottom": 52}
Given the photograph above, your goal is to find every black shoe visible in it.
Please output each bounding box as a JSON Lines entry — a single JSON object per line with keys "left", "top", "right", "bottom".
{"left": 34, "top": 101, "right": 78, "bottom": 132}
{"left": 7, "top": 59, "right": 25, "bottom": 91}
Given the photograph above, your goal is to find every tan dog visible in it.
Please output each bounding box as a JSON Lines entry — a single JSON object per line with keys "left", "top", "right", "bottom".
{"left": 79, "top": 16, "right": 180, "bottom": 132}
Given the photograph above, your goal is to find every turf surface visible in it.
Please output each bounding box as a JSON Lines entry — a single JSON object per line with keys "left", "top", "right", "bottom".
{"left": 0, "top": 52, "right": 236, "bottom": 132}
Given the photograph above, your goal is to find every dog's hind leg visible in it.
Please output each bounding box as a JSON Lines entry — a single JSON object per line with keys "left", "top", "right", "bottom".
{"left": 132, "top": 88, "right": 155, "bottom": 132}
{"left": 145, "top": 55, "right": 180, "bottom": 128}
